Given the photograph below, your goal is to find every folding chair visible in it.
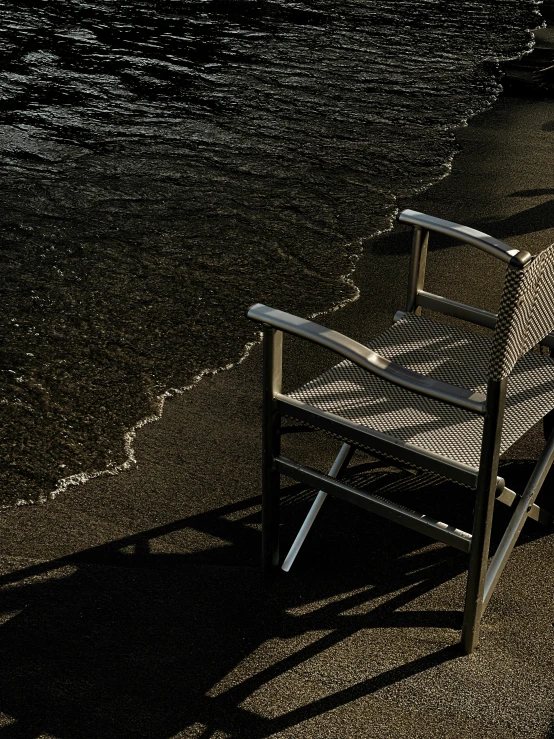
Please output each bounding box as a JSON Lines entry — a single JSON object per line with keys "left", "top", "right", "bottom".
{"left": 247, "top": 210, "right": 554, "bottom": 654}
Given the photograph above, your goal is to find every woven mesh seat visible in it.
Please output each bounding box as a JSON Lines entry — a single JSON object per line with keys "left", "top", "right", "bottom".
{"left": 287, "top": 313, "right": 554, "bottom": 471}
{"left": 247, "top": 210, "right": 554, "bottom": 654}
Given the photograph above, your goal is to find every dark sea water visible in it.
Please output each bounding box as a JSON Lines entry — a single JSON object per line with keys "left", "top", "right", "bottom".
{"left": 0, "top": 0, "right": 541, "bottom": 505}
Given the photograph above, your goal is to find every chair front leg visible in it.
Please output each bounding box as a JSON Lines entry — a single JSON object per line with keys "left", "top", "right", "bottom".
{"left": 461, "top": 378, "right": 506, "bottom": 654}
{"left": 262, "top": 326, "right": 283, "bottom": 573}
{"left": 262, "top": 407, "right": 281, "bottom": 572}
{"left": 461, "top": 471, "right": 497, "bottom": 653}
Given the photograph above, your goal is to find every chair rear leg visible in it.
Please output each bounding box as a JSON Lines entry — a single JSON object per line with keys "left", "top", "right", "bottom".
{"left": 281, "top": 443, "right": 355, "bottom": 572}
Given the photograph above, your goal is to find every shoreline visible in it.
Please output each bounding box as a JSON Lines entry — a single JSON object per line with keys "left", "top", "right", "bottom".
{"left": 0, "top": 14, "right": 554, "bottom": 739}
{"left": 32, "top": 10, "right": 550, "bottom": 511}
{"left": 0, "top": 0, "right": 554, "bottom": 596}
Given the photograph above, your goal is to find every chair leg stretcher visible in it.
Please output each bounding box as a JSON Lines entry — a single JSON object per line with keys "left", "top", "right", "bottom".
{"left": 281, "top": 443, "right": 354, "bottom": 571}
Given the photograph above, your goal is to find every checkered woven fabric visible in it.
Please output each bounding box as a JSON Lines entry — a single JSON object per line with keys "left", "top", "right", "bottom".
{"left": 490, "top": 243, "right": 554, "bottom": 380}
{"left": 286, "top": 314, "right": 554, "bottom": 473}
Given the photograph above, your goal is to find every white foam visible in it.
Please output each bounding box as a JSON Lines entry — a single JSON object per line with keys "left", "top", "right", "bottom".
{"left": 7, "top": 4, "right": 544, "bottom": 508}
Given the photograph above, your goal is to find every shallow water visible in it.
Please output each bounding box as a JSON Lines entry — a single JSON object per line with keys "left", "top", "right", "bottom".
{"left": 0, "top": 0, "right": 541, "bottom": 504}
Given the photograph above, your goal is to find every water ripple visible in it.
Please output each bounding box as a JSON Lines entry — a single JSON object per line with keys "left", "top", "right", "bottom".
{"left": 0, "top": 0, "right": 541, "bottom": 503}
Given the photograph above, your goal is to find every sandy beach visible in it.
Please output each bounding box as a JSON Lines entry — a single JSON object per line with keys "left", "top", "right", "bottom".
{"left": 1, "top": 21, "right": 554, "bottom": 739}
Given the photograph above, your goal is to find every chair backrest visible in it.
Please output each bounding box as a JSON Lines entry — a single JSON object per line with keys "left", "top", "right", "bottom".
{"left": 489, "top": 242, "right": 554, "bottom": 381}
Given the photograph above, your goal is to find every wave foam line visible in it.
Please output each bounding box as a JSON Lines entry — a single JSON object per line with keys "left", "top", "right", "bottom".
{"left": 10, "top": 6, "right": 543, "bottom": 508}
{"left": 12, "top": 229, "right": 370, "bottom": 509}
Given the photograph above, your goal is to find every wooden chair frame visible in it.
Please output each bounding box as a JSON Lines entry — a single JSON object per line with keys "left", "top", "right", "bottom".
{"left": 247, "top": 210, "right": 554, "bottom": 654}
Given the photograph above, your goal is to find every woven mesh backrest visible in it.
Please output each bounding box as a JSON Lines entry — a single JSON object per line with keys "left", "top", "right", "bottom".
{"left": 489, "top": 243, "right": 554, "bottom": 380}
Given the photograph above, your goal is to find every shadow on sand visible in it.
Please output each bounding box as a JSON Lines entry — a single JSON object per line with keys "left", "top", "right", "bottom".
{"left": 373, "top": 193, "right": 554, "bottom": 261}
{"left": 0, "top": 459, "right": 550, "bottom": 738}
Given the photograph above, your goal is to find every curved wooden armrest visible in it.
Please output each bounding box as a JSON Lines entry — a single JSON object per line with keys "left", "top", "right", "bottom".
{"left": 247, "top": 304, "right": 486, "bottom": 415}
{"left": 398, "top": 210, "right": 532, "bottom": 269}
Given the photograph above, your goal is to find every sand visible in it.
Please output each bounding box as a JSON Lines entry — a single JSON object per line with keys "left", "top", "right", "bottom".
{"left": 0, "top": 25, "right": 554, "bottom": 739}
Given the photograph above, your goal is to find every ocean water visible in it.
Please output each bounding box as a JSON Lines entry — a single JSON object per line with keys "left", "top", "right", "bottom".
{"left": 0, "top": 0, "right": 541, "bottom": 505}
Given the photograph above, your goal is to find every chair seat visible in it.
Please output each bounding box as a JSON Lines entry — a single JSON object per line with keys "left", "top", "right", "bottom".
{"left": 286, "top": 314, "right": 554, "bottom": 473}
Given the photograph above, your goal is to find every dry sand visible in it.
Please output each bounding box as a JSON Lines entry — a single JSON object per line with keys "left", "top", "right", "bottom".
{"left": 1, "top": 27, "right": 554, "bottom": 739}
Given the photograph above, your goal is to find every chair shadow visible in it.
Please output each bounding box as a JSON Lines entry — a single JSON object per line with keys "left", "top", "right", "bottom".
{"left": 0, "top": 458, "right": 548, "bottom": 738}
{"left": 372, "top": 196, "right": 554, "bottom": 259}
{"left": 477, "top": 199, "right": 554, "bottom": 241}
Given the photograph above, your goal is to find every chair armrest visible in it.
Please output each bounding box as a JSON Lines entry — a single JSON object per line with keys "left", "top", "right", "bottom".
{"left": 247, "top": 304, "right": 486, "bottom": 415}
{"left": 398, "top": 210, "right": 532, "bottom": 269}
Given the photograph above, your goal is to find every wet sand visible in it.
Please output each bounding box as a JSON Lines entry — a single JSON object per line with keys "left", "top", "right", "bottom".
{"left": 1, "top": 27, "right": 554, "bottom": 739}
